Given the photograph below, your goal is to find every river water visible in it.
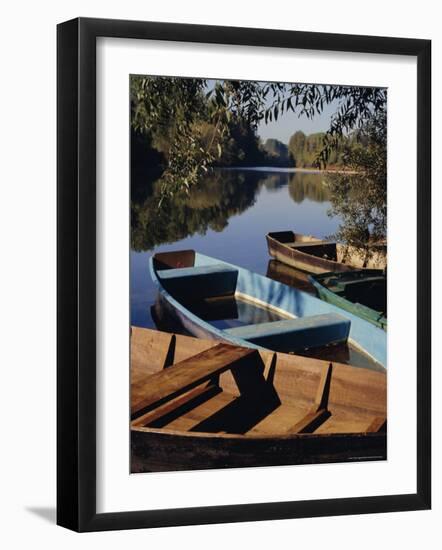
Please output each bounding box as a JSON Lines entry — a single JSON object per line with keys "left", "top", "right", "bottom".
{"left": 130, "top": 167, "right": 381, "bottom": 370}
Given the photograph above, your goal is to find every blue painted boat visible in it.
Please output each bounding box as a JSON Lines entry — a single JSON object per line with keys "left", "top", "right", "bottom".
{"left": 150, "top": 250, "right": 386, "bottom": 368}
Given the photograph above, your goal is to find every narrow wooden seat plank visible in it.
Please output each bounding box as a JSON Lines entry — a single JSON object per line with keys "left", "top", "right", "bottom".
{"left": 131, "top": 384, "right": 219, "bottom": 428}
{"left": 131, "top": 343, "right": 258, "bottom": 417}
{"left": 288, "top": 408, "right": 331, "bottom": 434}
{"left": 164, "top": 392, "right": 237, "bottom": 432}
{"left": 247, "top": 403, "right": 309, "bottom": 435}
{"left": 289, "top": 241, "right": 336, "bottom": 248}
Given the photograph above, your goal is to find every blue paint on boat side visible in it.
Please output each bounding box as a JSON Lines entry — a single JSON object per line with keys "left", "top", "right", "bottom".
{"left": 150, "top": 252, "right": 386, "bottom": 368}
{"left": 225, "top": 313, "right": 350, "bottom": 352}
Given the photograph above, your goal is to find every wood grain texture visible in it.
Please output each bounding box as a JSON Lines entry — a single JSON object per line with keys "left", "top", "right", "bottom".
{"left": 131, "top": 384, "right": 220, "bottom": 428}
{"left": 131, "top": 343, "right": 258, "bottom": 417}
{"left": 288, "top": 409, "right": 331, "bottom": 434}
{"left": 130, "top": 328, "right": 387, "bottom": 471}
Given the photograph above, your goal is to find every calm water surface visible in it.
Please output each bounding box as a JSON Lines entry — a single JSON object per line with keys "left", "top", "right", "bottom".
{"left": 130, "top": 168, "right": 380, "bottom": 370}
{"left": 131, "top": 169, "right": 337, "bottom": 325}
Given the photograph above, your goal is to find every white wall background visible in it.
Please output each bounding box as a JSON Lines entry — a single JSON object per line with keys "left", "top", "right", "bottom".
{"left": 0, "top": 0, "right": 439, "bottom": 547}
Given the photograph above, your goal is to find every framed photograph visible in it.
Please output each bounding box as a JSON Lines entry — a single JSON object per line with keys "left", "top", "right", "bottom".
{"left": 57, "top": 17, "right": 431, "bottom": 531}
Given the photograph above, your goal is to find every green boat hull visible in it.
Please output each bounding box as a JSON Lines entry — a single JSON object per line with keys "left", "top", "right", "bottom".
{"left": 309, "top": 270, "right": 387, "bottom": 331}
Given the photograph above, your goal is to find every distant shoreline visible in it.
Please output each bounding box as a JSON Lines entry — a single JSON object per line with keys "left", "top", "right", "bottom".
{"left": 221, "top": 166, "right": 360, "bottom": 175}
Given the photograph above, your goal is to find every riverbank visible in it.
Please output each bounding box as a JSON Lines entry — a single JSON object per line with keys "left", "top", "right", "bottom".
{"left": 223, "top": 166, "right": 361, "bottom": 175}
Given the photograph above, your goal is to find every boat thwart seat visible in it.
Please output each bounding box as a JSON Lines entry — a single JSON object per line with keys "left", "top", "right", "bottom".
{"left": 157, "top": 264, "right": 238, "bottom": 300}
{"left": 288, "top": 242, "right": 338, "bottom": 259}
{"left": 225, "top": 313, "right": 350, "bottom": 352}
{"left": 131, "top": 343, "right": 265, "bottom": 419}
{"left": 289, "top": 241, "right": 336, "bottom": 249}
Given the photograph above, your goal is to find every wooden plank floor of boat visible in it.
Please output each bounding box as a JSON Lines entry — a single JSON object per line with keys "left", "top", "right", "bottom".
{"left": 133, "top": 387, "right": 381, "bottom": 436}
{"left": 131, "top": 327, "right": 386, "bottom": 437}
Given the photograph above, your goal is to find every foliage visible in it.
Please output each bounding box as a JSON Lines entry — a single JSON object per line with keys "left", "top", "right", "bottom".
{"left": 326, "top": 112, "right": 387, "bottom": 257}
{"left": 214, "top": 81, "right": 387, "bottom": 167}
{"left": 288, "top": 131, "right": 325, "bottom": 167}
{"left": 288, "top": 131, "right": 358, "bottom": 167}
{"left": 216, "top": 119, "right": 269, "bottom": 167}
{"left": 130, "top": 76, "right": 387, "bottom": 199}
{"left": 262, "top": 139, "right": 290, "bottom": 165}
{"left": 131, "top": 76, "right": 227, "bottom": 202}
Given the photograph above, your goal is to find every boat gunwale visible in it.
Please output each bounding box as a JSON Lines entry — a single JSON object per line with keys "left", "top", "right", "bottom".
{"left": 131, "top": 424, "right": 387, "bottom": 441}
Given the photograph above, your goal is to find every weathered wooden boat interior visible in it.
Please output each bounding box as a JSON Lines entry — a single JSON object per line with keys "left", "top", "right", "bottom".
{"left": 270, "top": 230, "right": 340, "bottom": 260}
{"left": 131, "top": 327, "right": 386, "bottom": 444}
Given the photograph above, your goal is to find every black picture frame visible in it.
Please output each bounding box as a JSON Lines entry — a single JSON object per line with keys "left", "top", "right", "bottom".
{"left": 57, "top": 17, "right": 431, "bottom": 532}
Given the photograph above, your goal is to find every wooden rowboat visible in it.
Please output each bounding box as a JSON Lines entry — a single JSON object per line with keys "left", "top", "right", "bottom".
{"left": 131, "top": 327, "right": 386, "bottom": 472}
{"left": 150, "top": 249, "right": 386, "bottom": 367}
{"left": 266, "top": 230, "right": 387, "bottom": 274}
{"left": 309, "top": 270, "right": 387, "bottom": 330}
{"left": 266, "top": 259, "right": 316, "bottom": 294}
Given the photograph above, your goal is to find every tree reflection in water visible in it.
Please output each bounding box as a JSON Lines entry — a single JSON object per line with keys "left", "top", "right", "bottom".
{"left": 288, "top": 172, "right": 330, "bottom": 203}
{"left": 131, "top": 167, "right": 381, "bottom": 253}
{"left": 131, "top": 170, "right": 259, "bottom": 252}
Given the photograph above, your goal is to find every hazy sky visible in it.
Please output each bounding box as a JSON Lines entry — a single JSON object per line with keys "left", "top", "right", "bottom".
{"left": 257, "top": 100, "right": 338, "bottom": 144}
{"left": 206, "top": 79, "right": 339, "bottom": 145}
